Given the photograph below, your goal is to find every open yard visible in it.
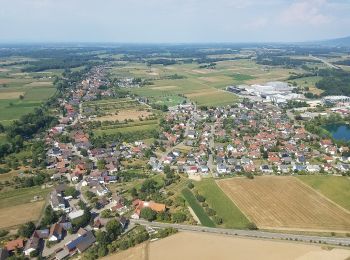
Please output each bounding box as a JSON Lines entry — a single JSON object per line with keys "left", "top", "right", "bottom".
{"left": 217, "top": 176, "right": 350, "bottom": 232}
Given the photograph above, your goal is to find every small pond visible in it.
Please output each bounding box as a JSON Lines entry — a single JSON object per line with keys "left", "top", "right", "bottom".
{"left": 323, "top": 123, "right": 350, "bottom": 142}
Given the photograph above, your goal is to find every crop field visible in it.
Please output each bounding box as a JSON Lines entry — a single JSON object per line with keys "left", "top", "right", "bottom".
{"left": 0, "top": 186, "right": 50, "bottom": 229}
{"left": 217, "top": 176, "right": 350, "bottom": 232}
{"left": 298, "top": 175, "right": 350, "bottom": 211}
{"left": 0, "top": 201, "right": 45, "bottom": 229}
{"left": 83, "top": 98, "right": 154, "bottom": 121}
{"left": 195, "top": 179, "right": 249, "bottom": 229}
{"left": 147, "top": 232, "right": 350, "bottom": 260}
{"left": 181, "top": 188, "right": 215, "bottom": 227}
{"left": 0, "top": 59, "right": 57, "bottom": 124}
{"left": 110, "top": 58, "right": 297, "bottom": 107}
{"left": 94, "top": 120, "right": 159, "bottom": 137}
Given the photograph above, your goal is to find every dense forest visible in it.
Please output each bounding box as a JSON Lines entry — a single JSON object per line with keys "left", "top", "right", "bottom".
{"left": 316, "top": 69, "right": 350, "bottom": 96}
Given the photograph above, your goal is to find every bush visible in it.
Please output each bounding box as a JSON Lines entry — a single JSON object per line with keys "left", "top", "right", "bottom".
{"left": 206, "top": 208, "right": 216, "bottom": 216}
{"left": 213, "top": 216, "right": 223, "bottom": 225}
{"left": 140, "top": 207, "right": 157, "bottom": 221}
{"left": 187, "top": 182, "right": 194, "bottom": 189}
{"left": 30, "top": 250, "right": 39, "bottom": 257}
{"left": 100, "top": 209, "right": 113, "bottom": 218}
{"left": 64, "top": 187, "right": 79, "bottom": 198}
{"left": 172, "top": 212, "right": 187, "bottom": 223}
{"left": 246, "top": 222, "right": 258, "bottom": 230}
{"left": 155, "top": 227, "right": 178, "bottom": 238}
{"left": 18, "top": 222, "right": 36, "bottom": 238}
{"left": 245, "top": 172, "right": 254, "bottom": 179}
{"left": 195, "top": 194, "right": 205, "bottom": 203}
{"left": 0, "top": 229, "right": 9, "bottom": 237}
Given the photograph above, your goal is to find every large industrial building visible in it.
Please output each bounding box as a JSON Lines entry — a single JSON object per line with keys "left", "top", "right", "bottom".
{"left": 321, "top": 96, "right": 350, "bottom": 105}
{"left": 227, "top": 81, "right": 303, "bottom": 105}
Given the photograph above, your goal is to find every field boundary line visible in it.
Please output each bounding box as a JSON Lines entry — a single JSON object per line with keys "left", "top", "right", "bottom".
{"left": 215, "top": 178, "right": 252, "bottom": 223}
{"left": 295, "top": 177, "right": 350, "bottom": 215}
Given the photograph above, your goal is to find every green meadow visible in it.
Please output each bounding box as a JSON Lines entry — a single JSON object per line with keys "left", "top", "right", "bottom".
{"left": 0, "top": 61, "right": 57, "bottom": 125}
{"left": 298, "top": 175, "right": 350, "bottom": 211}
{"left": 110, "top": 58, "right": 297, "bottom": 107}
{"left": 195, "top": 179, "right": 250, "bottom": 229}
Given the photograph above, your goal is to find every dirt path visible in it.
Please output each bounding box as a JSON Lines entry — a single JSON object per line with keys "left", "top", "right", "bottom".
{"left": 188, "top": 206, "right": 201, "bottom": 224}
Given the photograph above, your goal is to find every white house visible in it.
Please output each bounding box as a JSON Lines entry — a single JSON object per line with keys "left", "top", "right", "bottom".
{"left": 306, "top": 164, "right": 320, "bottom": 173}
{"left": 217, "top": 164, "right": 227, "bottom": 174}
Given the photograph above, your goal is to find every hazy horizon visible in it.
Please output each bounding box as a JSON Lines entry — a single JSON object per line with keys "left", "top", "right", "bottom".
{"left": 0, "top": 0, "right": 350, "bottom": 43}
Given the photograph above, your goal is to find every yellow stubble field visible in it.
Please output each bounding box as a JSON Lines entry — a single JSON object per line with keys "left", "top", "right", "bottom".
{"left": 217, "top": 176, "right": 350, "bottom": 232}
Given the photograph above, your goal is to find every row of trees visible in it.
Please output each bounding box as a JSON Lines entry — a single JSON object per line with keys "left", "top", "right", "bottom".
{"left": 84, "top": 225, "right": 147, "bottom": 259}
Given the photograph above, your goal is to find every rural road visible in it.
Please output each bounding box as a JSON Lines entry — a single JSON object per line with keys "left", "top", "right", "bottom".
{"left": 308, "top": 54, "right": 340, "bottom": 69}
{"left": 131, "top": 219, "right": 350, "bottom": 247}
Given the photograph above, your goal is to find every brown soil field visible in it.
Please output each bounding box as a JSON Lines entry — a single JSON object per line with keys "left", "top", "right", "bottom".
{"left": 148, "top": 232, "right": 350, "bottom": 260}
{"left": 24, "top": 81, "right": 52, "bottom": 87}
{"left": 0, "top": 91, "right": 25, "bottom": 99}
{"left": 217, "top": 176, "right": 350, "bottom": 232}
{"left": 0, "top": 201, "right": 45, "bottom": 229}
{"left": 0, "top": 79, "right": 10, "bottom": 84}
{"left": 150, "top": 85, "right": 178, "bottom": 90}
{"left": 93, "top": 110, "right": 152, "bottom": 121}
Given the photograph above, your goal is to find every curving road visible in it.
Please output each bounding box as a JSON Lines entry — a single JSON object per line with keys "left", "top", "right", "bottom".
{"left": 131, "top": 219, "right": 350, "bottom": 247}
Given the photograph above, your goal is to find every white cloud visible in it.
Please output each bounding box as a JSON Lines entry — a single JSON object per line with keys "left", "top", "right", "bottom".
{"left": 244, "top": 17, "right": 268, "bottom": 30}
{"left": 279, "top": 0, "right": 331, "bottom": 26}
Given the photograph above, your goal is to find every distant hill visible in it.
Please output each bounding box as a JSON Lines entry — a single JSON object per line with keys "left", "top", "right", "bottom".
{"left": 317, "top": 36, "right": 350, "bottom": 47}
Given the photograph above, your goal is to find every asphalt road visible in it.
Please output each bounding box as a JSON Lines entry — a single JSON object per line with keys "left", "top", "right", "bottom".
{"left": 131, "top": 219, "right": 350, "bottom": 247}
{"left": 309, "top": 54, "right": 340, "bottom": 69}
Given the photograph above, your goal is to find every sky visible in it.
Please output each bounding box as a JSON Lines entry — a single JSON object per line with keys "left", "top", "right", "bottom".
{"left": 0, "top": 0, "right": 349, "bottom": 43}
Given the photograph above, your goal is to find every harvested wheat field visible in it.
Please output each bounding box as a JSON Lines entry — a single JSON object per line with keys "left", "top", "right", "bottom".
{"left": 0, "top": 201, "right": 45, "bottom": 229}
{"left": 185, "top": 89, "right": 220, "bottom": 97}
{"left": 217, "top": 176, "right": 350, "bottom": 232}
{"left": 24, "top": 81, "right": 52, "bottom": 87}
{"left": 102, "top": 243, "right": 148, "bottom": 260}
{"left": 150, "top": 85, "right": 177, "bottom": 90}
{"left": 0, "top": 91, "right": 25, "bottom": 99}
{"left": 148, "top": 232, "right": 350, "bottom": 260}
{"left": 93, "top": 110, "right": 152, "bottom": 121}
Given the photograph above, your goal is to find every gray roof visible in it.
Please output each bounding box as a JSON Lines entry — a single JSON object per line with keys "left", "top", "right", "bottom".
{"left": 76, "top": 231, "right": 96, "bottom": 252}
{"left": 55, "top": 249, "right": 69, "bottom": 260}
{"left": 24, "top": 235, "right": 40, "bottom": 251}
{"left": 0, "top": 248, "right": 9, "bottom": 260}
{"left": 51, "top": 191, "right": 65, "bottom": 208}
